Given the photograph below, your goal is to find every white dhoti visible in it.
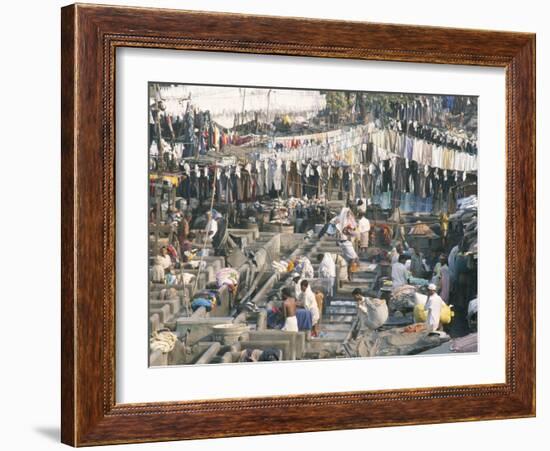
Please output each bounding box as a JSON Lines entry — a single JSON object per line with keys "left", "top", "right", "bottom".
{"left": 360, "top": 231, "right": 369, "bottom": 248}
{"left": 310, "top": 307, "right": 320, "bottom": 326}
{"left": 427, "top": 310, "right": 441, "bottom": 332}
{"left": 283, "top": 316, "right": 298, "bottom": 332}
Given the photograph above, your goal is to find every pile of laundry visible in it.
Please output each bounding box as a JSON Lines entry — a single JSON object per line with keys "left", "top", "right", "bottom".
{"left": 286, "top": 197, "right": 306, "bottom": 209}
{"left": 390, "top": 284, "right": 419, "bottom": 311}
{"left": 451, "top": 194, "right": 478, "bottom": 254}
{"left": 150, "top": 329, "right": 178, "bottom": 353}
{"left": 190, "top": 290, "right": 220, "bottom": 312}
{"left": 215, "top": 267, "right": 240, "bottom": 292}
{"left": 186, "top": 260, "right": 206, "bottom": 270}
{"left": 456, "top": 194, "right": 478, "bottom": 210}
{"left": 176, "top": 272, "right": 196, "bottom": 285}
{"left": 271, "top": 259, "right": 292, "bottom": 273}
{"left": 408, "top": 276, "right": 430, "bottom": 287}
{"left": 268, "top": 199, "right": 291, "bottom": 224}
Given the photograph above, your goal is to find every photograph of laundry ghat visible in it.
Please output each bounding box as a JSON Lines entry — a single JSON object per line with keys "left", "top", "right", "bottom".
{"left": 148, "top": 83, "right": 478, "bottom": 366}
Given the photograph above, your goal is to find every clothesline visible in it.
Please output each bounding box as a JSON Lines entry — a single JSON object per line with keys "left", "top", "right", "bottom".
{"left": 249, "top": 123, "right": 477, "bottom": 171}
{"left": 152, "top": 119, "right": 478, "bottom": 173}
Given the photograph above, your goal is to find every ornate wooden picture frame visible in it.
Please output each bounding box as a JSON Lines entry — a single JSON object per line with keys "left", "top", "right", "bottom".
{"left": 61, "top": 3, "right": 535, "bottom": 446}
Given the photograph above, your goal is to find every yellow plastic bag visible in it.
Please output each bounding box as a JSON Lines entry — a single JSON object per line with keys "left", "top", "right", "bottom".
{"left": 440, "top": 303, "right": 454, "bottom": 325}
{"left": 414, "top": 304, "right": 427, "bottom": 323}
{"left": 414, "top": 303, "right": 454, "bottom": 324}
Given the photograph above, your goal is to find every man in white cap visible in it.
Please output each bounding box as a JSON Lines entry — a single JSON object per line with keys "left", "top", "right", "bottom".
{"left": 425, "top": 283, "right": 445, "bottom": 332}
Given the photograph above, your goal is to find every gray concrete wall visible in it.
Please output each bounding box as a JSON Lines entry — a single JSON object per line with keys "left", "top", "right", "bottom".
{"left": 176, "top": 316, "right": 234, "bottom": 345}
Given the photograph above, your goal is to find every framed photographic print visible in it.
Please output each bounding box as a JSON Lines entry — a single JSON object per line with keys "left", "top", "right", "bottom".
{"left": 61, "top": 3, "right": 536, "bottom": 446}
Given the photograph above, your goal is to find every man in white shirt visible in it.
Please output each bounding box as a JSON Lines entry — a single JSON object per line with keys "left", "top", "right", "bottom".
{"left": 425, "top": 283, "right": 445, "bottom": 332}
{"left": 338, "top": 237, "right": 359, "bottom": 281}
{"left": 391, "top": 254, "right": 410, "bottom": 288}
{"left": 298, "top": 280, "right": 320, "bottom": 336}
{"left": 204, "top": 211, "right": 218, "bottom": 241}
{"left": 290, "top": 273, "right": 303, "bottom": 299}
{"left": 357, "top": 213, "right": 371, "bottom": 253}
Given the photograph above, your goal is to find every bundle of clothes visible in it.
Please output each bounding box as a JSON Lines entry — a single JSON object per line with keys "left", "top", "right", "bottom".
{"left": 215, "top": 268, "right": 240, "bottom": 293}
{"left": 271, "top": 259, "right": 293, "bottom": 273}
{"left": 408, "top": 221, "right": 437, "bottom": 238}
{"left": 268, "top": 202, "right": 291, "bottom": 225}
{"left": 450, "top": 195, "right": 478, "bottom": 254}
{"left": 390, "top": 285, "right": 420, "bottom": 312}
{"left": 149, "top": 329, "right": 178, "bottom": 353}
{"left": 191, "top": 290, "right": 220, "bottom": 312}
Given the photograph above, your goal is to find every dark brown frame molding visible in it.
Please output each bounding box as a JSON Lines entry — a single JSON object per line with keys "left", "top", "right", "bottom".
{"left": 61, "top": 3, "right": 536, "bottom": 446}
